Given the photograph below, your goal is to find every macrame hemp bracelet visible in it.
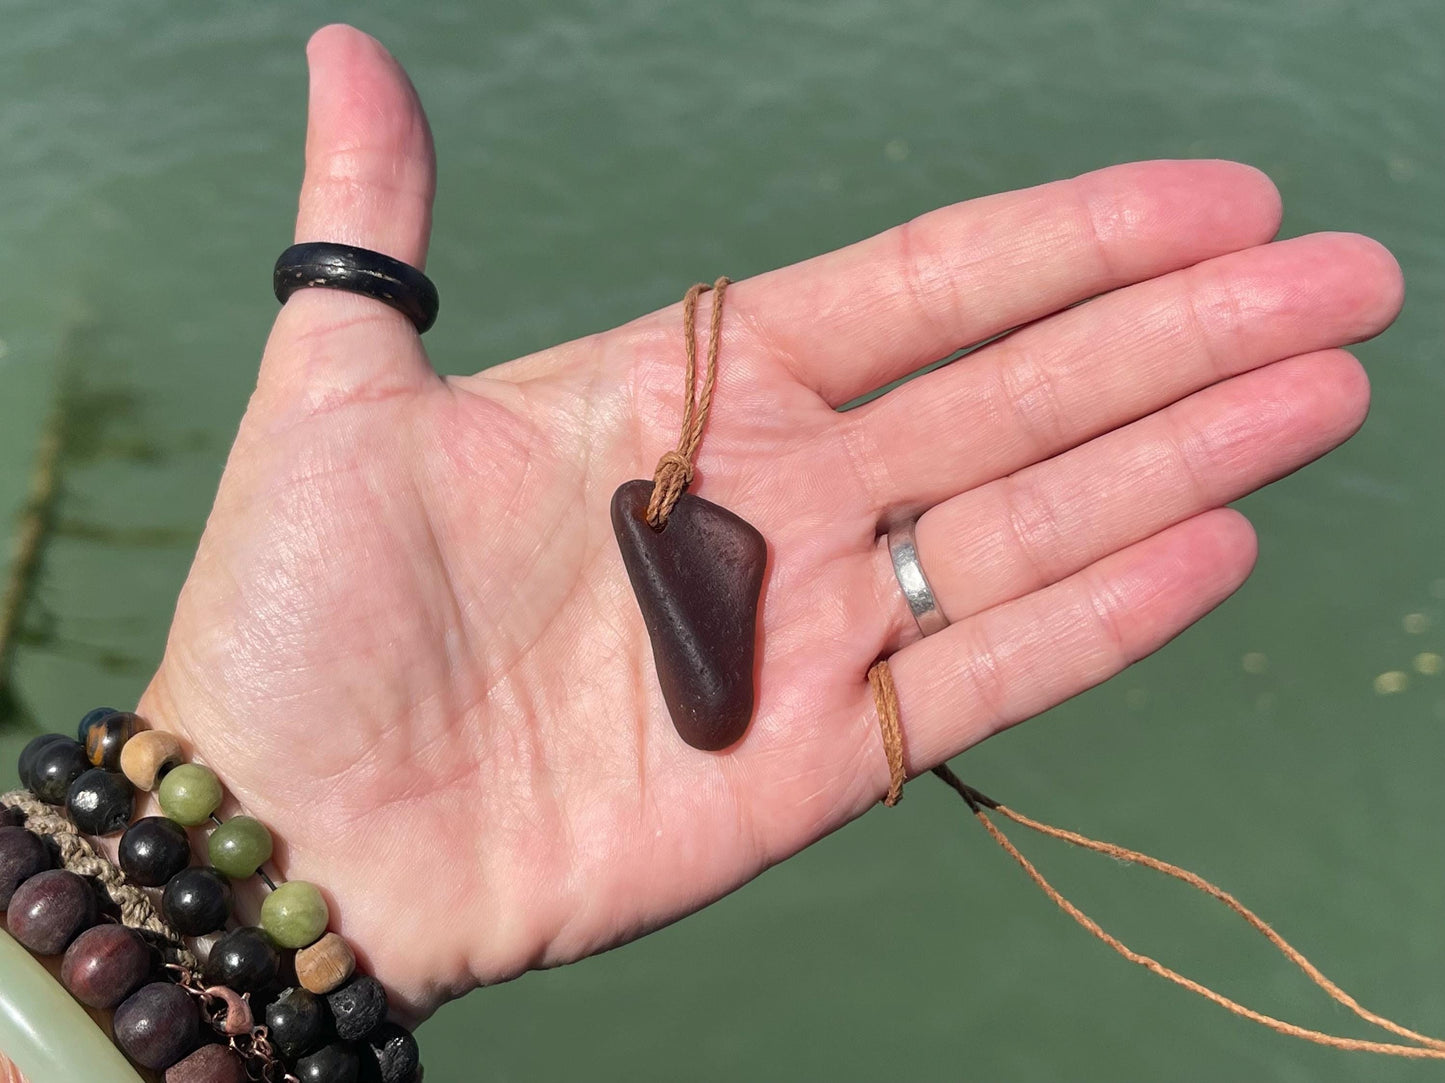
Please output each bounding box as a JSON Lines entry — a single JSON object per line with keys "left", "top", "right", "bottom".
{"left": 866, "top": 658, "right": 1445, "bottom": 1060}
{"left": 1, "top": 790, "right": 194, "bottom": 970}
{"left": 6, "top": 710, "right": 422, "bottom": 1082}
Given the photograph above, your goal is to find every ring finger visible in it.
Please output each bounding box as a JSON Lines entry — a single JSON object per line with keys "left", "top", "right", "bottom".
{"left": 870, "top": 347, "right": 1369, "bottom": 648}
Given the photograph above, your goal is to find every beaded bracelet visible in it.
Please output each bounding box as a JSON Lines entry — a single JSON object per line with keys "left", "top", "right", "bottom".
{"left": 2, "top": 708, "right": 422, "bottom": 1083}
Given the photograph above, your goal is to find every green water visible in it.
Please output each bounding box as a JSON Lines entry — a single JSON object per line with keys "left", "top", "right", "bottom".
{"left": 2, "top": 1, "right": 1443, "bottom": 1079}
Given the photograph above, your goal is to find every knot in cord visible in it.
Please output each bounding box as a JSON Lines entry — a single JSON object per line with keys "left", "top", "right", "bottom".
{"left": 645, "top": 277, "right": 730, "bottom": 528}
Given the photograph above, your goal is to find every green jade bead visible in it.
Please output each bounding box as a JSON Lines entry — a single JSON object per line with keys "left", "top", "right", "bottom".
{"left": 209, "top": 816, "right": 273, "bottom": 879}
{"left": 261, "top": 881, "right": 330, "bottom": 949}
{"left": 157, "top": 763, "right": 223, "bottom": 826}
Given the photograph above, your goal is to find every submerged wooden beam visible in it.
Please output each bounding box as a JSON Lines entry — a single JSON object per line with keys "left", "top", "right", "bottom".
{"left": 0, "top": 371, "right": 73, "bottom": 697}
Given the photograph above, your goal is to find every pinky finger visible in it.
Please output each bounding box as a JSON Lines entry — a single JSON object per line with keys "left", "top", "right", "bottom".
{"left": 878, "top": 507, "right": 1257, "bottom": 782}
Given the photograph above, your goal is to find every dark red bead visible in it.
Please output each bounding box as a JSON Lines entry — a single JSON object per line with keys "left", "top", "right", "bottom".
{"left": 165, "top": 1044, "right": 247, "bottom": 1083}
{"left": 0, "top": 825, "right": 53, "bottom": 908}
{"left": 61, "top": 923, "right": 153, "bottom": 1009}
{"left": 114, "top": 981, "right": 201, "bottom": 1071}
{"left": 7, "top": 869, "right": 99, "bottom": 954}
{"left": 120, "top": 816, "right": 193, "bottom": 887}
{"left": 66, "top": 768, "right": 134, "bottom": 835}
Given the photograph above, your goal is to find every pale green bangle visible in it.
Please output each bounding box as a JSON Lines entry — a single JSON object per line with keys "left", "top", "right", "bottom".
{"left": 0, "top": 928, "right": 142, "bottom": 1083}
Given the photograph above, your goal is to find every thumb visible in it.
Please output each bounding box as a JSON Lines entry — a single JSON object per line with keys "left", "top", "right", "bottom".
{"left": 260, "top": 24, "right": 439, "bottom": 405}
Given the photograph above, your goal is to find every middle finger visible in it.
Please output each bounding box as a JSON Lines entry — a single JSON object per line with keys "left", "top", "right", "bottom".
{"left": 841, "top": 231, "right": 1401, "bottom": 515}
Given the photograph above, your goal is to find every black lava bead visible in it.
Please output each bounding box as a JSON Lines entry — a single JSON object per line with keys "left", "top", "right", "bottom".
{"left": 0, "top": 825, "right": 53, "bottom": 908}
{"left": 18, "top": 733, "right": 68, "bottom": 790}
{"left": 119, "top": 816, "right": 193, "bottom": 887}
{"left": 296, "top": 1041, "right": 360, "bottom": 1083}
{"left": 265, "top": 985, "right": 330, "bottom": 1060}
{"left": 362, "top": 1022, "right": 420, "bottom": 1083}
{"left": 28, "top": 738, "right": 89, "bottom": 805}
{"left": 75, "top": 706, "right": 120, "bottom": 743}
{"left": 203, "top": 925, "right": 281, "bottom": 995}
{"left": 161, "top": 866, "right": 232, "bottom": 936}
{"left": 7, "top": 868, "right": 99, "bottom": 954}
{"left": 66, "top": 768, "right": 134, "bottom": 835}
{"left": 80, "top": 710, "right": 138, "bottom": 771}
{"left": 0, "top": 805, "right": 23, "bottom": 828}
{"left": 60, "top": 924, "right": 153, "bottom": 1009}
{"left": 326, "top": 975, "right": 387, "bottom": 1041}
{"left": 113, "top": 980, "right": 200, "bottom": 1071}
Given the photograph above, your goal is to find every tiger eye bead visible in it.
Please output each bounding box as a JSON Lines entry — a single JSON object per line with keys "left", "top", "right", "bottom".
{"left": 119, "top": 816, "right": 193, "bottom": 887}
{"left": 262, "top": 880, "right": 329, "bottom": 949}
{"left": 157, "top": 763, "right": 223, "bottom": 825}
{"left": 114, "top": 981, "right": 201, "bottom": 1071}
{"left": 203, "top": 926, "right": 281, "bottom": 995}
{"left": 80, "top": 710, "right": 139, "bottom": 770}
{"left": 120, "top": 729, "right": 185, "bottom": 791}
{"left": 61, "top": 924, "right": 153, "bottom": 1009}
{"left": 0, "top": 826, "right": 53, "bottom": 907}
{"left": 295, "top": 932, "right": 356, "bottom": 994}
{"left": 162, "top": 866, "right": 233, "bottom": 936}
{"left": 28, "top": 738, "right": 90, "bottom": 805}
{"left": 7, "top": 869, "right": 99, "bottom": 954}
{"left": 208, "top": 816, "right": 273, "bottom": 879}
{"left": 75, "top": 706, "right": 120, "bottom": 742}
{"left": 66, "top": 768, "right": 134, "bottom": 835}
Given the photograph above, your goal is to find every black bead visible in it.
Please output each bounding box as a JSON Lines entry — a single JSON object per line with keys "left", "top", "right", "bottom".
{"left": 296, "top": 1041, "right": 360, "bottom": 1083}
{"left": 66, "top": 768, "right": 134, "bottom": 835}
{"left": 162, "top": 866, "right": 232, "bottom": 936}
{"left": 326, "top": 975, "right": 387, "bottom": 1041}
{"left": 18, "top": 733, "right": 68, "bottom": 790}
{"left": 114, "top": 980, "right": 201, "bottom": 1071}
{"left": 76, "top": 706, "right": 121, "bottom": 743}
{"left": 0, "top": 804, "right": 23, "bottom": 828}
{"left": 80, "top": 710, "right": 138, "bottom": 771}
{"left": 27, "top": 738, "right": 89, "bottom": 804}
{"left": 265, "top": 985, "right": 330, "bottom": 1060}
{"left": 0, "top": 826, "right": 54, "bottom": 907}
{"left": 119, "top": 816, "right": 193, "bottom": 887}
{"left": 362, "top": 1022, "right": 420, "bottom": 1083}
{"left": 203, "top": 926, "right": 281, "bottom": 995}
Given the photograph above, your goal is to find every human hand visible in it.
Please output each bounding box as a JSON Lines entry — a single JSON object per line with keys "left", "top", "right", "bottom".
{"left": 135, "top": 23, "right": 1402, "bottom": 1020}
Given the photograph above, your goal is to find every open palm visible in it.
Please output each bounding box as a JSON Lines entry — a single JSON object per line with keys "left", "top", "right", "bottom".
{"left": 136, "top": 25, "right": 1402, "bottom": 1019}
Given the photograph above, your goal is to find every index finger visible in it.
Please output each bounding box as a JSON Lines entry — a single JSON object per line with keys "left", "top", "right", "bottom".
{"left": 726, "top": 159, "right": 1282, "bottom": 406}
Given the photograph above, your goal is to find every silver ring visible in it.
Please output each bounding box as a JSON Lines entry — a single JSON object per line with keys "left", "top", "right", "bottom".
{"left": 887, "top": 518, "right": 949, "bottom": 636}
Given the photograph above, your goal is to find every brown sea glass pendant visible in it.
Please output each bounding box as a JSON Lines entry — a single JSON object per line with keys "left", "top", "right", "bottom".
{"left": 611, "top": 479, "right": 766, "bottom": 750}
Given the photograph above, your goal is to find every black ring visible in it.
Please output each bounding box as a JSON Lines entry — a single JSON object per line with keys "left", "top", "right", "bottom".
{"left": 273, "top": 242, "right": 439, "bottom": 334}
